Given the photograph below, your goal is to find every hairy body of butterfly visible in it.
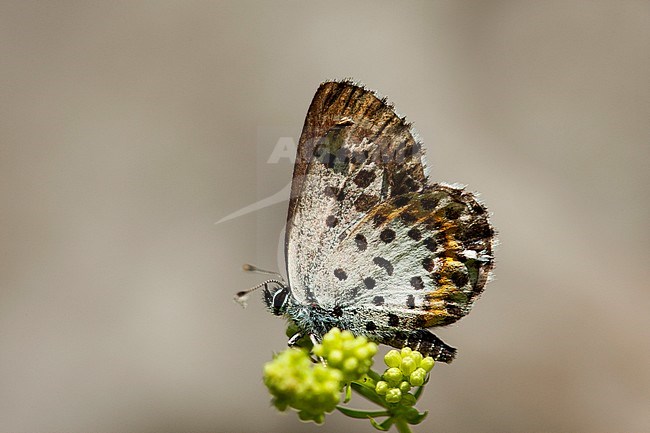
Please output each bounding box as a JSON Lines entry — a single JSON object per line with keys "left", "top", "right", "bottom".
{"left": 263, "top": 80, "right": 494, "bottom": 363}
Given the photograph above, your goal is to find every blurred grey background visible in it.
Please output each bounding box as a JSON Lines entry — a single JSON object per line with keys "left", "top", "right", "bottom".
{"left": 1, "top": 1, "right": 649, "bottom": 432}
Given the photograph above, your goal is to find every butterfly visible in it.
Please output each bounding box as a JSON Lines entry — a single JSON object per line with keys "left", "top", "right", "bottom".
{"left": 238, "top": 80, "right": 494, "bottom": 362}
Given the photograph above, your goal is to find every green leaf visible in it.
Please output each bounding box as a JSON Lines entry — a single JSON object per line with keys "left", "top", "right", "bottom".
{"left": 369, "top": 416, "right": 394, "bottom": 431}
{"left": 350, "top": 382, "right": 388, "bottom": 407}
{"left": 336, "top": 406, "right": 389, "bottom": 419}
{"left": 344, "top": 383, "right": 352, "bottom": 403}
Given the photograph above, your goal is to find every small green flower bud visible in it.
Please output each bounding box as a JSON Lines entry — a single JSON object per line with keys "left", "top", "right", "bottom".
{"left": 327, "top": 349, "right": 343, "bottom": 365}
{"left": 383, "top": 367, "right": 403, "bottom": 385}
{"left": 400, "top": 356, "right": 417, "bottom": 376}
{"left": 322, "top": 328, "right": 340, "bottom": 345}
{"left": 375, "top": 380, "right": 389, "bottom": 395}
{"left": 354, "top": 345, "right": 370, "bottom": 360}
{"left": 400, "top": 347, "right": 412, "bottom": 358}
{"left": 399, "top": 380, "right": 412, "bottom": 393}
{"left": 420, "top": 356, "right": 435, "bottom": 372}
{"left": 312, "top": 343, "right": 324, "bottom": 358}
{"left": 384, "top": 349, "right": 402, "bottom": 368}
{"left": 410, "top": 350, "right": 423, "bottom": 366}
{"left": 385, "top": 387, "right": 402, "bottom": 403}
{"left": 343, "top": 356, "right": 359, "bottom": 373}
{"left": 409, "top": 367, "right": 427, "bottom": 386}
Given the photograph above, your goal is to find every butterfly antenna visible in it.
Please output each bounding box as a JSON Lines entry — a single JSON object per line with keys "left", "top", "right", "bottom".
{"left": 234, "top": 279, "right": 284, "bottom": 308}
{"left": 242, "top": 263, "right": 286, "bottom": 283}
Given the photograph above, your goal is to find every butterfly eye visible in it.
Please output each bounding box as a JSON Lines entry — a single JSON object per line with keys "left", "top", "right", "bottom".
{"left": 271, "top": 287, "right": 289, "bottom": 315}
{"left": 263, "top": 284, "right": 289, "bottom": 316}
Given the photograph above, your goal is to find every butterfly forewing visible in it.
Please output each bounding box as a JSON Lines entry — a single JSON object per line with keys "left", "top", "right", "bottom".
{"left": 286, "top": 81, "right": 429, "bottom": 304}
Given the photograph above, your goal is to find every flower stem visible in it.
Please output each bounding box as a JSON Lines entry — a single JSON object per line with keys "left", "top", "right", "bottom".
{"left": 395, "top": 418, "right": 413, "bottom": 433}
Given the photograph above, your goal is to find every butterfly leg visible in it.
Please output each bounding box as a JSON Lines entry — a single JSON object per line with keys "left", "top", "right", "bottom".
{"left": 286, "top": 333, "right": 326, "bottom": 365}
{"left": 309, "top": 334, "right": 327, "bottom": 366}
{"left": 287, "top": 332, "right": 303, "bottom": 346}
{"left": 386, "top": 329, "right": 457, "bottom": 363}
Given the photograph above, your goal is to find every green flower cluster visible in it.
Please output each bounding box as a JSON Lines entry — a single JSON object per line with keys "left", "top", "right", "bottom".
{"left": 374, "top": 348, "right": 434, "bottom": 404}
{"left": 263, "top": 348, "right": 342, "bottom": 424}
{"left": 313, "top": 328, "right": 378, "bottom": 382}
{"left": 263, "top": 328, "right": 379, "bottom": 424}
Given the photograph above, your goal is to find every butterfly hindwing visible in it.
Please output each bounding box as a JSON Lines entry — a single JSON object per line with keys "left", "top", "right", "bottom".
{"left": 334, "top": 186, "right": 493, "bottom": 322}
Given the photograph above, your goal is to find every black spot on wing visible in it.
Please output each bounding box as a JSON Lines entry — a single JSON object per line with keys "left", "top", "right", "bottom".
{"left": 355, "top": 234, "right": 368, "bottom": 251}
{"left": 324, "top": 185, "right": 345, "bottom": 202}
{"left": 388, "top": 314, "right": 399, "bottom": 327}
{"left": 373, "top": 257, "right": 394, "bottom": 276}
{"left": 421, "top": 197, "right": 439, "bottom": 211}
{"left": 422, "top": 257, "right": 435, "bottom": 272}
{"left": 353, "top": 169, "right": 376, "bottom": 188}
{"left": 444, "top": 204, "right": 463, "bottom": 220}
{"left": 334, "top": 268, "right": 348, "bottom": 280}
{"left": 406, "top": 295, "right": 415, "bottom": 309}
{"left": 380, "top": 228, "right": 396, "bottom": 243}
{"left": 401, "top": 211, "right": 417, "bottom": 224}
{"left": 366, "top": 321, "right": 377, "bottom": 331}
{"left": 408, "top": 228, "right": 422, "bottom": 241}
{"left": 363, "top": 277, "right": 376, "bottom": 290}
{"left": 423, "top": 237, "right": 437, "bottom": 251}
{"left": 373, "top": 214, "right": 388, "bottom": 227}
{"left": 457, "top": 219, "right": 494, "bottom": 242}
{"left": 326, "top": 215, "right": 338, "bottom": 228}
{"left": 410, "top": 276, "right": 424, "bottom": 290}
{"left": 355, "top": 194, "right": 379, "bottom": 212}
{"left": 471, "top": 202, "right": 487, "bottom": 215}
{"left": 323, "top": 185, "right": 337, "bottom": 198}
{"left": 394, "top": 195, "right": 409, "bottom": 207}
{"left": 451, "top": 270, "right": 469, "bottom": 287}
{"left": 373, "top": 296, "right": 385, "bottom": 306}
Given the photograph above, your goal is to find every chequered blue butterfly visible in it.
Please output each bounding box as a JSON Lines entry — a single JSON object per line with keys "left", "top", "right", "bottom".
{"left": 238, "top": 80, "right": 494, "bottom": 362}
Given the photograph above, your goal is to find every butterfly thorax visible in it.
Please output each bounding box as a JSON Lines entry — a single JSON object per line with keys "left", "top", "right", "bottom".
{"left": 263, "top": 282, "right": 356, "bottom": 338}
{"left": 286, "top": 296, "right": 357, "bottom": 339}
{"left": 270, "top": 286, "right": 420, "bottom": 346}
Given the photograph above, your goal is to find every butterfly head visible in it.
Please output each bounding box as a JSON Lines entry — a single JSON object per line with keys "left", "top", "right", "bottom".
{"left": 263, "top": 283, "right": 290, "bottom": 316}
